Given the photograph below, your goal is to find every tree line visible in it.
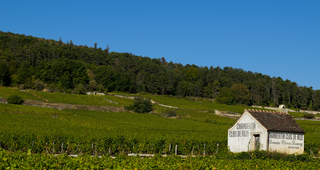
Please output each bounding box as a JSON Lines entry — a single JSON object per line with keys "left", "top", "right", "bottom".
{"left": 1, "top": 31, "right": 319, "bottom": 110}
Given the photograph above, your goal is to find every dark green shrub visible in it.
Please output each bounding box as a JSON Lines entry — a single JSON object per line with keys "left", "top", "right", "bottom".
{"left": 33, "top": 79, "right": 45, "bottom": 91}
{"left": 236, "top": 152, "right": 251, "bottom": 160}
{"left": 7, "top": 95, "right": 23, "bottom": 104}
{"left": 126, "top": 96, "right": 153, "bottom": 113}
{"left": 204, "top": 119, "right": 212, "bottom": 123}
{"left": 303, "top": 114, "right": 315, "bottom": 119}
{"left": 296, "top": 153, "right": 311, "bottom": 162}
{"left": 133, "top": 96, "right": 153, "bottom": 113}
{"left": 165, "top": 110, "right": 177, "bottom": 117}
{"left": 74, "top": 84, "right": 86, "bottom": 94}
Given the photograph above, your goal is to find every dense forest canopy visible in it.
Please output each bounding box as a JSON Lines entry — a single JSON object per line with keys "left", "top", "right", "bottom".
{"left": 1, "top": 31, "right": 320, "bottom": 110}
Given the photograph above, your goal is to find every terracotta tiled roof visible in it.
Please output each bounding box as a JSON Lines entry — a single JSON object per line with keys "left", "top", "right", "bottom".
{"left": 245, "top": 109, "right": 305, "bottom": 133}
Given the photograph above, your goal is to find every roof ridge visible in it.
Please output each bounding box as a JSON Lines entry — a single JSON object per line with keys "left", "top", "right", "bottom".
{"left": 245, "top": 109, "right": 288, "bottom": 115}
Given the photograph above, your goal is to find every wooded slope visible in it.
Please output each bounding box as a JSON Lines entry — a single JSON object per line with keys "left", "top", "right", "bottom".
{"left": 0, "top": 31, "right": 319, "bottom": 110}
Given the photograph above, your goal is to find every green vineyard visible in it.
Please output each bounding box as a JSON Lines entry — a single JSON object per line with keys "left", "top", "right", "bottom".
{"left": 0, "top": 102, "right": 229, "bottom": 156}
{"left": 1, "top": 148, "right": 320, "bottom": 169}
{"left": 1, "top": 87, "right": 320, "bottom": 168}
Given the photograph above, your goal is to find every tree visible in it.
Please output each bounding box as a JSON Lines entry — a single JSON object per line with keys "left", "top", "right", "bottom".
{"left": 203, "top": 83, "right": 212, "bottom": 98}
{"left": 95, "top": 66, "right": 115, "bottom": 91}
{"left": 16, "top": 63, "right": 31, "bottom": 85}
{"left": 114, "top": 72, "right": 131, "bottom": 92}
{"left": 212, "top": 80, "right": 221, "bottom": 98}
{"left": 231, "top": 84, "right": 250, "bottom": 104}
{"left": 59, "top": 37, "right": 62, "bottom": 45}
{"left": 74, "top": 84, "right": 86, "bottom": 94}
{"left": 216, "top": 87, "right": 234, "bottom": 105}
{"left": 159, "top": 57, "right": 167, "bottom": 66}
{"left": 299, "top": 87, "right": 311, "bottom": 110}
{"left": 185, "top": 67, "right": 198, "bottom": 82}
{"left": 158, "top": 72, "right": 168, "bottom": 95}
{"left": 69, "top": 60, "right": 88, "bottom": 86}
{"left": 0, "top": 61, "right": 10, "bottom": 86}
{"left": 59, "top": 72, "right": 71, "bottom": 90}
{"left": 36, "top": 59, "right": 88, "bottom": 89}
{"left": 70, "top": 40, "right": 74, "bottom": 47}
{"left": 176, "top": 81, "right": 187, "bottom": 97}
{"left": 104, "top": 45, "right": 110, "bottom": 54}
{"left": 313, "top": 90, "right": 320, "bottom": 111}
{"left": 0, "top": 31, "right": 318, "bottom": 111}
{"left": 193, "top": 80, "right": 203, "bottom": 97}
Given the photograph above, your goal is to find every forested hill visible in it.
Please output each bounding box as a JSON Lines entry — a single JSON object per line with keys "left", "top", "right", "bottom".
{"left": 0, "top": 31, "right": 319, "bottom": 110}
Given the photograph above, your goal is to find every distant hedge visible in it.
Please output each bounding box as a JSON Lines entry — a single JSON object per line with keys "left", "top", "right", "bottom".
{"left": 303, "top": 114, "right": 315, "bottom": 119}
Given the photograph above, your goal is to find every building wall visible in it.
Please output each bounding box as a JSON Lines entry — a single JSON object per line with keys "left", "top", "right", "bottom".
{"left": 268, "top": 131, "right": 304, "bottom": 154}
{"left": 228, "top": 112, "right": 268, "bottom": 152}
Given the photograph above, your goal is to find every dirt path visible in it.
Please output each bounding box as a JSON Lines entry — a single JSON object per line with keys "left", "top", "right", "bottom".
{"left": 214, "top": 110, "right": 241, "bottom": 119}
{"left": 111, "top": 94, "right": 179, "bottom": 109}
{"left": 22, "top": 100, "right": 126, "bottom": 112}
{"left": 98, "top": 97, "right": 119, "bottom": 105}
{"left": 294, "top": 118, "right": 320, "bottom": 121}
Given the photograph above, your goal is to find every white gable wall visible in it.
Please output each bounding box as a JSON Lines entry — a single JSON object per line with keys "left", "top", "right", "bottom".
{"left": 228, "top": 111, "right": 267, "bottom": 152}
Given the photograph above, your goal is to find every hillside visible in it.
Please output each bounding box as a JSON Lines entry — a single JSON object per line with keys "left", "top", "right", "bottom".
{"left": 1, "top": 31, "right": 320, "bottom": 111}
{"left": 0, "top": 87, "right": 236, "bottom": 155}
{"left": 0, "top": 86, "right": 320, "bottom": 170}
{"left": 0, "top": 87, "right": 319, "bottom": 156}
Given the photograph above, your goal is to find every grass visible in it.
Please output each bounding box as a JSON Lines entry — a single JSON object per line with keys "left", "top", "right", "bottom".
{"left": 1, "top": 102, "right": 320, "bottom": 148}
{"left": 289, "top": 111, "right": 307, "bottom": 118}
{"left": 1, "top": 87, "right": 319, "bottom": 146}
{"left": 0, "top": 87, "right": 132, "bottom": 107}
{"left": 1, "top": 90, "right": 320, "bottom": 156}
{"left": 0, "top": 103, "right": 228, "bottom": 140}
{"left": 146, "top": 94, "right": 258, "bottom": 113}
{"left": 0, "top": 87, "right": 266, "bottom": 114}
{"left": 296, "top": 119, "right": 320, "bottom": 142}
{"left": 0, "top": 102, "right": 66, "bottom": 114}
{"left": 110, "top": 92, "right": 264, "bottom": 113}
{"left": 28, "top": 91, "right": 120, "bottom": 107}
{"left": 0, "top": 87, "right": 44, "bottom": 101}
{"left": 152, "top": 105, "right": 236, "bottom": 126}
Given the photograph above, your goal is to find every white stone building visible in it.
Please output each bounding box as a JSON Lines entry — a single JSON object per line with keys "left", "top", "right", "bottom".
{"left": 228, "top": 109, "right": 305, "bottom": 154}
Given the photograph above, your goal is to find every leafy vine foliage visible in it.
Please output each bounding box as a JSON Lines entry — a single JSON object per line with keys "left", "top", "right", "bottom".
{"left": 1, "top": 31, "right": 320, "bottom": 110}
{"left": 1, "top": 148, "right": 320, "bottom": 169}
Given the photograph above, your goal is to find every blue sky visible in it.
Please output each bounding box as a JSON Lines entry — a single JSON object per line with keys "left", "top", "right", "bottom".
{"left": 1, "top": 1, "right": 320, "bottom": 89}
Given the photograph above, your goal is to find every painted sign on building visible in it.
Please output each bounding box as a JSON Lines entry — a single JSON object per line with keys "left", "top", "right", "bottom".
{"left": 229, "top": 123, "right": 256, "bottom": 138}
{"left": 268, "top": 132, "right": 304, "bottom": 152}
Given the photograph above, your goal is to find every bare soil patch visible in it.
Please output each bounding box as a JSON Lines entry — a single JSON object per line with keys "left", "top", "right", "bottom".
{"left": 21, "top": 100, "right": 126, "bottom": 112}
